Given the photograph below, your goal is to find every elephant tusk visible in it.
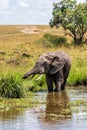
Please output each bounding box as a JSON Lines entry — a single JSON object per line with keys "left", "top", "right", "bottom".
{"left": 36, "top": 74, "right": 42, "bottom": 81}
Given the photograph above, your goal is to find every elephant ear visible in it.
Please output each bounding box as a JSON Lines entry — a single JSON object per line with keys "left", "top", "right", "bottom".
{"left": 50, "top": 57, "right": 64, "bottom": 74}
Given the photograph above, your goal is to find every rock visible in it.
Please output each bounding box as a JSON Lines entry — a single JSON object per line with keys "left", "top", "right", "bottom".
{"left": 0, "top": 58, "right": 4, "bottom": 63}
{"left": 0, "top": 51, "right": 6, "bottom": 55}
{"left": 7, "top": 58, "right": 19, "bottom": 65}
{"left": 22, "top": 52, "right": 31, "bottom": 58}
{"left": 14, "top": 49, "right": 20, "bottom": 54}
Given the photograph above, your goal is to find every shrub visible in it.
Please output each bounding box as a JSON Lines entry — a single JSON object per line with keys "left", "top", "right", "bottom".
{"left": 43, "top": 33, "right": 67, "bottom": 46}
{"left": 0, "top": 75, "right": 25, "bottom": 98}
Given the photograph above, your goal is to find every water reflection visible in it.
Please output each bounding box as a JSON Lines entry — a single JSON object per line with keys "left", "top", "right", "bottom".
{"left": 46, "top": 91, "right": 72, "bottom": 120}
{"left": 0, "top": 108, "right": 25, "bottom": 121}
{"left": 0, "top": 89, "right": 87, "bottom": 130}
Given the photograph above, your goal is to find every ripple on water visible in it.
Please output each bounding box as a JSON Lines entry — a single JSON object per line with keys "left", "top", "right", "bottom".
{"left": 0, "top": 88, "right": 87, "bottom": 130}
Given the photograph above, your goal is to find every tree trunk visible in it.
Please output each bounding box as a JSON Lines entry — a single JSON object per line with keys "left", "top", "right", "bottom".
{"left": 74, "top": 35, "right": 77, "bottom": 44}
{"left": 74, "top": 35, "right": 83, "bottom": 44}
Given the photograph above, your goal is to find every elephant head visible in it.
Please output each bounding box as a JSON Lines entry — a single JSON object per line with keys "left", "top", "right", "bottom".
{"left": 23, "top": 52, "right": 65, "bottom": 79}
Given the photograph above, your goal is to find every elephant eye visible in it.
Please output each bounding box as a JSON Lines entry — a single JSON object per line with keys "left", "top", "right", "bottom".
{"left": 36, "top": 61, "right": 40, "bottom": 65}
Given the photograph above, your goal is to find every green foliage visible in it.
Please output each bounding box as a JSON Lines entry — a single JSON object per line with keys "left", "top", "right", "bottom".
{"left": 67, "top": 59, "right": 87, "bottom": 86}
{"left": 38, "top": 33, "right": 67, "bottom": 47}
{"left": 23, "top": 75, "right": 46, "bottom": 92}
{"left": 50, "top": 0, "right": 87, "bottom": 44}
{"left": 0, "top": 75, "right": 25, "bottom": 98}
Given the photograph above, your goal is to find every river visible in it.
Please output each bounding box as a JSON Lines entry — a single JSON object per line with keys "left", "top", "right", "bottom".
{"left": 0, "top": 87, "right": 87, "bottom": 130}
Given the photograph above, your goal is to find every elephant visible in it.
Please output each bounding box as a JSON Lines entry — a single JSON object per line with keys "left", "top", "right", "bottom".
{"left": 23, "top": 51, "right": 71, "bottom": 92}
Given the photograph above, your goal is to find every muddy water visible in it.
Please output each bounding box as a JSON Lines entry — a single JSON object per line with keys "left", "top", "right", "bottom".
{"left": 0, "top": 88, "right": 87, "bottom": 130}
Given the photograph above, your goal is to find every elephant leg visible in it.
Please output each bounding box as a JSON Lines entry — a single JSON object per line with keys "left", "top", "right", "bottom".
{"left": 54, "top": 70, "right": 64, "bottom": 92}
{"left": 61, "top": 66, "right": 71, "bottom": 90}
{"left": 61, "top": 80, "right": 66, "bottom": 90}
{"left": 61, "top": 74, "right": 69, "bottom": 90}
{"left": 46, "top": 75, "right": 53, "bottom": 92}
{"left": 54, "top": 81, "right": 62, "bottom": 92}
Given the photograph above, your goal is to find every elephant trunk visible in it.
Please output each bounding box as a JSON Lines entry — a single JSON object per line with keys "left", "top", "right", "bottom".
{"left": 23, "top": 68, "right": 39, "bottom": 79}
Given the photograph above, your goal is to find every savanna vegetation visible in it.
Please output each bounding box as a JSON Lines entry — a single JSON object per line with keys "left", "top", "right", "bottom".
{"left": 0, "top": 0, "right": 87, "bottom": 122}
{"left": 0, "top": 25, "right": 87, "bottom": 95}
{"left": 0, "top": 24, "right": 87, "bottom": 109}
{"left": 0, "top": 0, "right": 87, "bottom": 97}
{"left": 0, "top": 0, "right": 87, "bottom": 108}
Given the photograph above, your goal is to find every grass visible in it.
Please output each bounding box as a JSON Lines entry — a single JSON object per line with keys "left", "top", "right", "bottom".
{"left": 0, "top": 92, "right": 39, "bottom": 111}
{"left": 0, "top": 25, "right": 87, "bottom": 97}
{"left": 67, "top": 58, "right": 87, "bottom": 86}
{"left": 0, "top": 74, "right": 25, "bottom": 98}
{"left": 24, "top": 75, "right": 47, "bottom": 92}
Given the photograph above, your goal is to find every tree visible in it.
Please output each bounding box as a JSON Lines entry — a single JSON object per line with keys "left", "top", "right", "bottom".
{"left": 49, "top": 0, "right": 87, "bottom": 44}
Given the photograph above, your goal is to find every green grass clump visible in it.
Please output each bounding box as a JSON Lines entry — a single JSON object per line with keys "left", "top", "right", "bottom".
{"left": 23, "top": 75, "right": 47, "bottom": 92}
{"left": 67, "top": 59, "right": 87, "bottom": 86}
{"left": 37, "top": 33, "right": 67, "bottom": 47}
{"left": 0, "top": 74, "right": 25, "bottom": 98}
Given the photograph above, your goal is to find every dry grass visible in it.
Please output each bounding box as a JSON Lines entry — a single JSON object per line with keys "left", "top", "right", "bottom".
{"left": 0, "top": 25, "right": 87, "bottom": 81}
{"left": 0, "top": 25, "right": 86, "bottom": 97}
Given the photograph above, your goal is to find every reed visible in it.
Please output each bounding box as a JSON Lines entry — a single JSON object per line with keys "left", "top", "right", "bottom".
{"left": 0, "top": 74, "right": 25, "bottom": 98}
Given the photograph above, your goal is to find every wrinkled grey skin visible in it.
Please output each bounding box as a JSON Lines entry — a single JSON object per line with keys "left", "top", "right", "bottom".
{"left": 23, "top": 51, "right": 71, "bottom": 92}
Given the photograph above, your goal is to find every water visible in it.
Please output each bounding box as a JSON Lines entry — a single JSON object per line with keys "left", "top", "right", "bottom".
{"left": 0, "top": 87, "right": 87, "bottom": 130}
